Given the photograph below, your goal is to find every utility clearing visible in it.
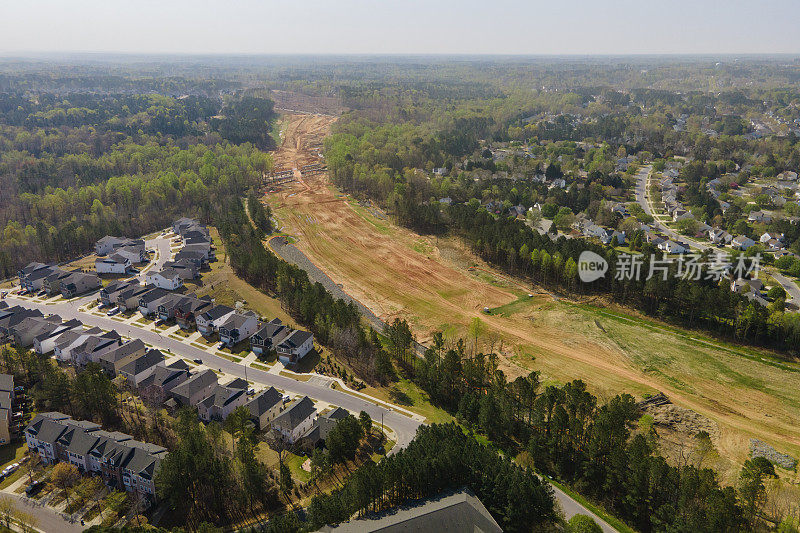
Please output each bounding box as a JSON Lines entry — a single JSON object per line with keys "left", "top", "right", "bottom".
{"left": 263, "top": 113, "right": 800, "bottom": 474}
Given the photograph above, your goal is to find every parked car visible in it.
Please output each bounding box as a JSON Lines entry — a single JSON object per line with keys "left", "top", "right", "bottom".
{"left": 106, "top": 306, "right": 120, "bottom": 316}
{"left": 24, "top": 481, "right": 43, "bottom": 496}
{"left": 246, "top": 388, "right": 256, "bottom": 396}
{"left": 218, "top": 342, "right": 227, "bottom": 350}
{"left": 2, "top": 463, "right": 20, "bottom": 477}
{"left": 192, "top": 358, "right": 203, "bottom": 365}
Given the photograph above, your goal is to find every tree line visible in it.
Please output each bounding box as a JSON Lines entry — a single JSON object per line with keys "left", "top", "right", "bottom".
{"left": 410, "top": 337, "right": 757, "bottom": 532}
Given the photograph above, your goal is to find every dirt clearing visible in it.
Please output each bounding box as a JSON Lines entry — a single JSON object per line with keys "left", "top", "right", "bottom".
{"left": 263, "top": 113, "right": 800, "bottom": 465}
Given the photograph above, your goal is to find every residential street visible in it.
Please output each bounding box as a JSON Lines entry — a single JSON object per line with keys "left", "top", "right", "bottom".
{"left": 3, "top": 294, "right": 618, "bottom": 531}
{"left": 0, "top": 492, "right": 84, "bottom": 533}
{"left": 771, "top": 271, "right": 800, "bottom": 305}
{"left": 634, "top": 165, "right": 712, "bottom": 252}
{"left": 4, "top": 296, "right": 424, "bottom": 450}
{"left": 636, "top": 165, "right": 800, "bottom": 307}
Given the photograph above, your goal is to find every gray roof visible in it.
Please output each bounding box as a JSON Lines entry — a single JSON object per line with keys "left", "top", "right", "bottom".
{"left": 139, "top": 362, "right": 188, "bottom": 389}
{"left": 120, "top": 349, "right": 165, "bottom": 376}
{"left": 202, "top": 305, "right": 234, "bottom": 321}
{"left": 98, "top": 339, "right": 146, "bottom": 364}
{"left": 318, "top": 488, "right": 502, "bottom": 533}
{"left": 138, "top": 288, "right": 169, "bottom": 305}
{"left": 278, "top": 329, "right": 313, "bottom": 349}
{"left": 246, "top": 387, "right": 283, "bottom": 419}
{"left": 199, "top": 385, "right": 245, "bottom": 410}
{"left": 0, "top": 374, "right": 13, "bottom": 393}
{"left": 272, "top": 396, "right": 316, "bottom": 432}
{"left": 171, "top": 369, "right": 218, "bottom": 403}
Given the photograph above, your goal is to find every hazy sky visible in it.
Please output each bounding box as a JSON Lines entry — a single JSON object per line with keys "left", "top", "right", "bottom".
{"left": 2, "top": 0, "right": 799, "bottom": 56}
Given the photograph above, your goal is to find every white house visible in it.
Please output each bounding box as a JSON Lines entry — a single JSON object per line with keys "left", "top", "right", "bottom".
{"left": 658, "top": 240, "right": 689, "bottom": 254}
{"left": 276, "top": 330, "right": 314, "bottom": 366}
{"left": 95, "top": 254, "right": 132, "bottom": 275}
{"left": 732, "top": 236, "right": 757, "bottom": 250}
{"left": 270, "top": 396, "right": 316, "bottom": 444}
{"left": 195, "top": 305, "right": 236, "bottom": 337}
{"left": 145, "top": 269, "right": 183, "bottom": 291}
{"left": 218, "top": 312, "right": 260, "bottom": 347}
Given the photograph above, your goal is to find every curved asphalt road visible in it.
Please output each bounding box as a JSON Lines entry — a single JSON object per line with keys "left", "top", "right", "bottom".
{"left": 5, "top": 296, "right": 423, "bottom": 450}
{"left": 637, "top": 165, "right": 800, "bottom": 307}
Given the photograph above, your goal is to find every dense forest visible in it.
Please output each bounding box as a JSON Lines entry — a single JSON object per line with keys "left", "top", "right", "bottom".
{"left": 0, "top": 91, "right": 276, "bottom": 277}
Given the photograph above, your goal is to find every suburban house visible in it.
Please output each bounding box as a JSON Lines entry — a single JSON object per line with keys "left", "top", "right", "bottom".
{"left": 197, "top": 383, "right": 248, "bottom": 422}
{"left": 25, "top": 413, "right": 166, "bottom": 502}
{"left": 174, "top": 295, "right": 213, "bottom": 330}
{"left": 44, "top": 269, "right": 72, "bottom": 296}
{"left": 117, "top": 349, "right": 166, "bottom": 388}
{"left": 173, "top": 249, "right": 208, "bottom": 268}
{"left": 95, "top": 236, "right": 141, "bottom": 256}
{"left": 270, "top": 396, "right": 317, "bottom": 444}
{"left": 760, "top": 232, "right": 784, "bottom": 244}
{"left": 96, "top": 255, "right": 132, "bottom": 277}
{"left": 12, "top": 315, "right": 76, "bottom": 349}
{"left": 297, "top": 406, "right": 350, "bottom": 452}
{"left": 19, "top": 263, "right": 61, "bottom": 293}
{"left": 173, "top": 218, "right": 208, "bottom": 237}
{"left": 114, "top": 284, "right": 152, "bottom": 311}
{"left": 731, "top": 278, "right": 764, "bottom": 294}
{"left": 244, "top": 387, "right": 284, "bottom": 430}
{"left": 162, "top": 259, "right": 199, "bottom": 280}
{"left": 218, "top": 312, "right": 260, "bottom": 347}
{"left": 113, "top": 242, "right": 147, "bottom": 264}
{"left": 0, "top": 305, "right": 43, "bottom": 341}
{"left": 748, "top": 210, "right": 773, "bottom": 223}
{"left": 137, "top": 361, "right": 190, "bottom": 398}
{"left": 137, "top": 288, "right": 170, "bottom": 316}
{"left": 170, "top": 370, "right": 218, "bottom": 408}
{"left": 316, "top": 488, "right": 502, "bottom": 533}
{"left": 195, "top": 305, "right": 235, "bottom": 337}
{"left": 250, "top": 319, "right": 288, "bottom": 355}
{"left": 100, "top": 280, "right": 139, "bottom": 307}
{"left": 156, "top": 293, "right": 189, "bottom": 322}
{"left": 95, "top": 254, "right": 132, "bottom": 275}
{"left": 732, "top": 235, "right": 757, "bottom": 251}
{"left": 708, "top": 228, "right": 733, "bottom": 244}
{"left": 0, "top": 374, "right": 14, "bottom": 445}
{"left": 53, "top": 328, "right": 121, "bottom": 365}
{"left": 658, "top": 240, "right": 689, "bottom": 255}
{"left": 30, "top": 318, "right": 83, "bottom": 354}
{"left": 60, "top": 271, "right": 101, "bottom": 298}
{"left": 276, "top": 330, "right": 315, "bottom": 366}
{"left": 181, "top": 243, "right": 215, "bottom": 262}
{"left": 98, "top": 339, "right": 148, "bottom": 376}
{"left": 145, "top": 268, "right": 183, "bottom": 291}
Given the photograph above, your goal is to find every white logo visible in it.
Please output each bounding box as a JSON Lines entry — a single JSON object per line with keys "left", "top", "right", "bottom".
{"left": 578, "top": 251, "right": 608, "bottom": 282}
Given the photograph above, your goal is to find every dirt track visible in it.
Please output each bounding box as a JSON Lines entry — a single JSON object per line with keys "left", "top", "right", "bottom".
{"left": 263, "top": 114, "right": 800, "bottom": 467}
{"left": 265, "top": 115, "right": 642, "bottom": 382}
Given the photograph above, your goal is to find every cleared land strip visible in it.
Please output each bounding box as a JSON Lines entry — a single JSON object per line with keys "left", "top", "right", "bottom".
{"left": 268, "top": 236, "right": 428, "bottom": 355}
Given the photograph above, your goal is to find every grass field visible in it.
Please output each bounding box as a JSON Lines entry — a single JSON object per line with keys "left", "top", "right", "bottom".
{"left": 260, "top": 117, "right": 800, "bottom": 473}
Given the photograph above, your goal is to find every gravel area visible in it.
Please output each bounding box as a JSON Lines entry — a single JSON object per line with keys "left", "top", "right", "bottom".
{"left": 751, "top": 438, "right": 797, "bottom": 470}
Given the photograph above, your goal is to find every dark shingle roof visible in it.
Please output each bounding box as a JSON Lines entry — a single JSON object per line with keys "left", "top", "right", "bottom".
{"left": 272, "top": 396, "right": 315, "bottom": 432}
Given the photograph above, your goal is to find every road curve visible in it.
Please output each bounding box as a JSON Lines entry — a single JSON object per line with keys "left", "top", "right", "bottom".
{"left": 5, "top": 296, "right": 423, "bottom": 450}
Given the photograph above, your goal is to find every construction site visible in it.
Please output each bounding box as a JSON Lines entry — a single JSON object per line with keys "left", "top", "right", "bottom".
{"left": 261, "top": 113, "right": 800, "bottom": 478}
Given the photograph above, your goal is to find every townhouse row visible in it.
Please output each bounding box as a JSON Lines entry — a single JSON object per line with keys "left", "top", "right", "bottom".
{"left": 25, "top": 413, "right": 166, "bottom": 502}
